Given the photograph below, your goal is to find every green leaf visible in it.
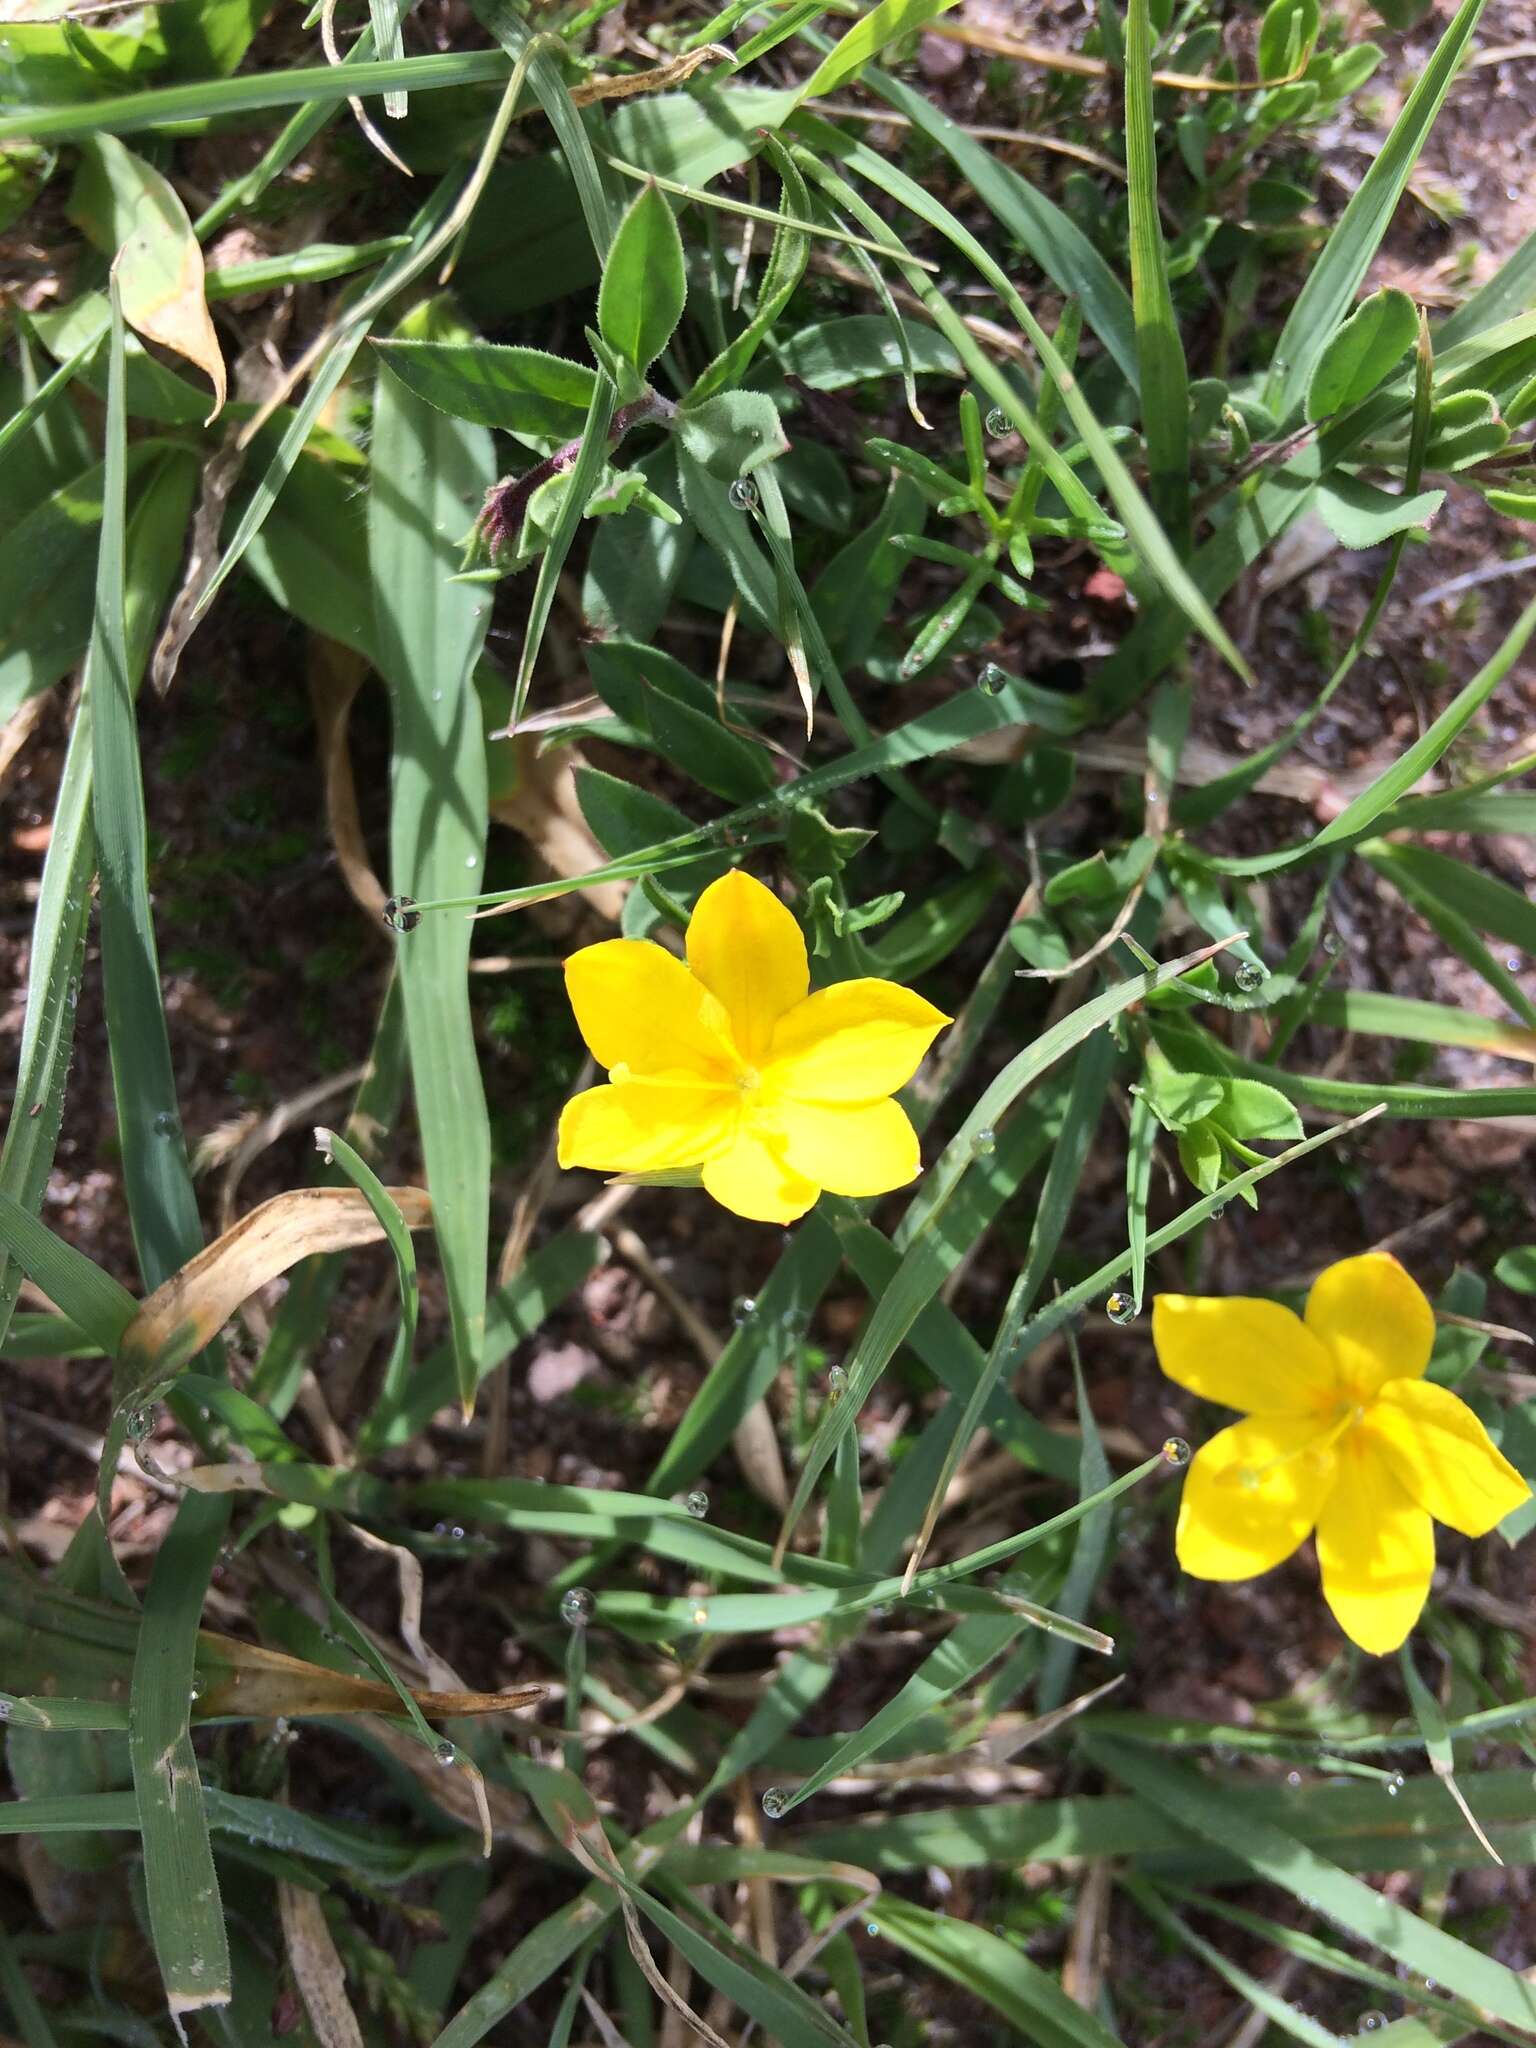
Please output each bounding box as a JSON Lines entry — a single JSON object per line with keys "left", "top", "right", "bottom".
{"left": 1306, "top": 286, "right": 1419, "bottom": 421}
{"left": 1495, "top": 1248, "right": 1536, "bottom": 1295}
{"left": 1315, "top": 471, "right": 1443, "bottom": 546}
{"left": 71, "top": 134, "right": 224, "bottom": 418}
{"left": 1266, "top": 0, "right": 1486, "bottom": 418}
{"left": 796, "top": 0, "right": 960, "bottom": 100}
{"left": 598, "top": 179, "right": 687, "bottom": 374}
{"left": 373, "top": 339, "right": 597, "bottom": 440}
{"left": 675, "top": 388, "right": 790, "bottom": 480}
{"left": 1258, "top": 0, "right": 1319, "bottom": 78}
{"left": 587, "top": 640, "right": 775, "bottom": 803}
{"left": 1216, "top": 1077, "right": 1305, "bottom": 1142}
{"left": 369, "top": 312, "right": 495, "bottom": 1416}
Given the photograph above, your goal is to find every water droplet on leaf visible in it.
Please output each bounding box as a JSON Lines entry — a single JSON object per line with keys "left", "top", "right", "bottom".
{"left": 1386, "top": 1771, "right": 1404, "bottom": 1797}
{"left": 761, "top": 1785, "right": 789, "bottom": 1819}
{"left": 560, "top": 1587, "right": 593, "bottom": 1628}
{"left": 1286, "top": 1769, "right": 1303, "bottom": 1788}
{"left": 691, "top": 1604, "right": 709, "bottom": 1627}
{"left": 685, "top": 1490, "right": 708, "bottom": 1520}
{"left": 1105, "top": 1291, "right": 1136, "bottom": 1325}
{"left": 985, "top": 406, "right": 1009, "bottom": 436}
{"left": 1162, "top": 1436, "right": 1191, "bottom": 1468}
{"left": 977, "top": 664, "right": 1006, "bottom": 697}
{"left": 1235, "top": 960, "right": 1266, "bottom": 993}
{"left": 972, "top": 1126, "right": 997, "bottom": 1156}
{"left": 1322, "top": 928, "right": 1344, "bottom": 958}
{"left": 383, "top": 896, "right": 421, "bottom": 935}
{"left": 152, "top": 1109, "right": 178, "bottom": 1137}
{"left": 435, "top": 1740, "right": 458, "bottom": 1767}
{"left": 728, "top": 477, "right": 759, "bottom": 511}
{"left": 732, "top": 1295, "right": 757, "bottom": 1327}
{"left": 827, "top": 1364, "right": 848, "bottom": 1401}
{"left": 1359, "top": 2015, "right": 1387, "bottom": 2035}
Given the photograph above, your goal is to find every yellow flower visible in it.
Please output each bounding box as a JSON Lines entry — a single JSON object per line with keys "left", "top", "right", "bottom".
{"left": 1153, "top": 1253, "right": 1530, "bottom": 1655}
{"left": 557, "top": 870, "right": 950, "bottom": 1224}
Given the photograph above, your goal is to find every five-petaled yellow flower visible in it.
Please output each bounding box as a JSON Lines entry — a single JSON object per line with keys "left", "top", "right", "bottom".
{"left": 557, "top": 870, "right": 949, "bottom": 1224}
{"left": 1154, "top": 1253, "right": 1530, "bottom": 1653}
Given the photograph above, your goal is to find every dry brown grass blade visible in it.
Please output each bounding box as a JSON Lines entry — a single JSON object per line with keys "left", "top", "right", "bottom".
{"left": 309, "top": 637, "right": 390, "bottom": 926}
{"left": 117, "top": 1185, "right": 431, "bottom": 1388}
{"left": 279, "top": 1880, "right": 365, "bottom": 2048}
{"left": 193, "top": 1628, "right": 545, "bottom": 1721}
{"left": 929, "top": 16, "right": 1305, "bottom": 89}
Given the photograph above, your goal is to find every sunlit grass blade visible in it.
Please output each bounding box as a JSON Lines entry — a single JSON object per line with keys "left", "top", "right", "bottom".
{"left": 369, "top": 325, "right": 495, "bottom": 1416}
{"left": 872, "top": 1898, "right": 1124, "bottom": 2048}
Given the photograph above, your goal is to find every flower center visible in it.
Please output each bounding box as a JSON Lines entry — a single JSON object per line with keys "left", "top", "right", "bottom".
{"left": 735, "top": 1065, "right": 763, "bottom": 1104}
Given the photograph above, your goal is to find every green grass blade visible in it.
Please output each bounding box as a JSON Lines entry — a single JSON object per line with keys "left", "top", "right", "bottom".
{"left": 1088, "top": 1738, "right": 1536, "bottom": 2031}
{"left": 1124, "top": 0, "right": 1190, "bottom": 550}
{"left": 1197, "top": 596, "right": 1536, "bottom": 875}
{"left": 0, "top": 49, "right": 511, "bottom": 144}
{"left": 776, "top": 939, "right": 1230, "bottom": 1554}
{"left": 0, "top": 1194, "right": 137, "bottom": 1353}
{"left": 86, "top": 280, "right": 232, "bottom": 2021}
{"left": 369, "top": 348, "right": 495, "bottom": 1415}
{"left": 471, "top": 0, "right": 615, "bottom": 259}
{"left": 1265, "top": 0, "right": 1486, "bottom": 417}
{"left": 872, "top": 1898, "right": 1123, "bottom": 2048}
{"left": 772, "top": 1610, "right": 1025, "bottom": 1815}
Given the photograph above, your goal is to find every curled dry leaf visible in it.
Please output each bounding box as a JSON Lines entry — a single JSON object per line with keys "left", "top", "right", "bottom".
{"left": 116, "top": 1185, "right": 432, "bottom": 1397}
{"left": 489, "top": 733, "right": 626, "bottom": 923}
{"left": 80, "top": 136, "right": 226, "bottom": 421}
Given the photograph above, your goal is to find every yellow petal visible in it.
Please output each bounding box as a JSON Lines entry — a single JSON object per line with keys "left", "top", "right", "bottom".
{"left": 1175, "top": 1413, "right": 1338, "bottom": 1581}
{"left": 1304, "top": 1252, "right": 1433, "bottom": 1398}
{"left": 1365, "top": 1378, "right": 1531, "bottom": 1537}
{"left": 701, "top": 1126, "right": 819, "bottom": 1224}
{"left": 564, "top": 939, "right": 733, "bottom": 1079}
{"left": 686, "top": 870, "right": 808, "bottom": 1063}
{"left": 771, "top": 1095, "right": 920, "bottom": 1198}
{"left": 767, "top": 979, "right": 949, "bottom": 1103}
{"left": 1151, "top": 1296, "right": 1337, "bottom": 1415}
{"left": 1315, "top": 1432, "right": 1435, "bottom": 1655}
{"left": 557, "top": 1080, "right": 736, "bottom": 1174}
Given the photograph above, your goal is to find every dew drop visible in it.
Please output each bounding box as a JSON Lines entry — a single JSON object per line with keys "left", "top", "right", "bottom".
{"left": 865, "top": 1922, "right": 880, "bottom": 1937}
{"left": 435, "top": 1740, "right": 458, "bottom": 1768}
{"left": 978, "top": 663, "right": 1006, "bottom": 697}
{"left": 985, "top": 406, "right": 1010, "bottom": 436}
{"left": 728, "top": 477, "right": 759, "bottom": 511}
{"left": 1211, "top": 1202, "right": 1227, "bottom": 1220}
{"left": 431, "top": 689, "right": 443, "bottom": 703}
{"left": 1234, "top": 960, "right": 1266, "bottom": 993}
{"left": 731, "top": 1295, "right": 757, "bottom": 1327}
{"left": 827, "top": 1363, "right": 848, "bottom": 1401}
{"left": 1286, "top": 1769, "right": 1303, "bottom": 1788}
{"left": 1105, "top": 1290, "right": 1136, "bottom": 1325}
{"left": 126, "top": 1406, "right": 154, "bottom": 1442}
{"left": 1386, "top": 1771, "right": 1404, "bottom": 1798}
{"left": 972, "top": 1125, "right": 997, "bottom": 1156}
{"left": 0, "top": 1700, "right": 12, "bottom": 1721}
{"left": 761, "top": 1785, "right": 789, "bottom": 1819}
{"left": 450, "top": 1525, "right": 465, "bottom": 1542}
{"left": 685, "top": 1489, "right": 709, "bottom": 1520}
{"left": 383, "top": 895, "right": 421, "bottom": 935}
{"left": 1322, "top": 927, "right": 1344, "bottom": 958}
{"left": 465, "top": 854, "right": 477, "bottom": 869}
{"left": 691, "top": 1604, "right": 710, "bottom": 1627}
{"left": 1506, "top": 955, "right": 1522, "bottom": 973}
{"left": 152, "top": 1109, "right": 178, "bottom": 1137}
{"left": 560, "top": 1587, "right": 593, "bottom": 1628}
{"left": 1161, "top": 1436, "right": 1191, "bottom": 1468}
{"left": 1358, "top": 2015, "right": 1387, "bottom": 2035}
